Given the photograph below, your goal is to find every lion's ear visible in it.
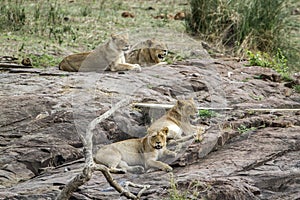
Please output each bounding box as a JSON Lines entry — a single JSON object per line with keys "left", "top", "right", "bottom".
{"left": 161, "top": 127, "right": 169, "bottom": 135}
{"left": 146, "top": 39, "right": 154, "bottom": 46}
{"left": 111, "top": 33, "right": 117, "bottom": 39}
{"left": 176, "top": 100, "right": 184, "bottom": 108}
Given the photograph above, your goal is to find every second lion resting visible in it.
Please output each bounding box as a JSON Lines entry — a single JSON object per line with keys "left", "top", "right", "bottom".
{"left": 94, "top": 127, "right": 176, "bottom": 173}
{"left": 148, "top": 99, "right": 204, "bottom": 144}
{"left": 125, "top": 39, "right": 168, "bottom": 67}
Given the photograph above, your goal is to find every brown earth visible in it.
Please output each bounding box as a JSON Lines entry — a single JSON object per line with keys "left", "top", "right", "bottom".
{"left": 0, "top": 57, "right": 299, "bottom": 199}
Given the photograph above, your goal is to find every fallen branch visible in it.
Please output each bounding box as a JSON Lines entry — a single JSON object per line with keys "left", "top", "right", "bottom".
{"left": 133, "top": 103, "right": 300, "bottom": 112}
{"left": 56, "top": 98, "right": 149, "bottom": 200}
{"left": 133, "top": 103, "right": 233, "bottom": 110}
{"left": 125, "top": 181, "right": 151, "bottom": 199}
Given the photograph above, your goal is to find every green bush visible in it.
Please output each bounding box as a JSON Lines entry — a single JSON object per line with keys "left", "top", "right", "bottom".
{"left": 247, "top": 49, "right": 288, "bottom": 74}
{"left": 186, "top": 0, "right": 300, "bottom": 71}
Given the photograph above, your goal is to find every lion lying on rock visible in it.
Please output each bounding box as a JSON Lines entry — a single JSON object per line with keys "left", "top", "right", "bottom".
{"left": 59, "top": 33, "right": 141, "bottom": 72}
{"left": 94, "top": 127, "right": 176, "bottom": 173}
{"left": 125, "top": 39, "right": 168, "bottom": 67}
{"left": 148, "top": 99, "right": 204, "bottom": 145}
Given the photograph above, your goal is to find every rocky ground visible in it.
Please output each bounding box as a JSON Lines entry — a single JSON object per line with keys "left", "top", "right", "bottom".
{"left": 0, "top": 57, "right": 300, "bottom": 199}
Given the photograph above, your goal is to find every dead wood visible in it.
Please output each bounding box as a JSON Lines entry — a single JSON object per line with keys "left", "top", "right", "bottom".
{"left": 56, "top": 98, "right": 150, "bottom": 200}
{"left": 133, "top": 103, "right": 300, "bottom": 112}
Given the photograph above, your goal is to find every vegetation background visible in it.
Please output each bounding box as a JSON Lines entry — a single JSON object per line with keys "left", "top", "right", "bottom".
{"left": 0, "top": 0, "right": 299, "bottom": 71}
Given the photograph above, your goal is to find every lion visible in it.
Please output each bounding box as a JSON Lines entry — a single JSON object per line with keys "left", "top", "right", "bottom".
{"left": 93, "top": 127, "right": 176, "bottom": 173}
{"left": 58, "top": 33, "right": 141, "bottom": 72}
{"left": 125, "top": 39, "right": 168, "bottom": 67}
{"left": 147, "top": 99, "right": 204, "bottom": 145}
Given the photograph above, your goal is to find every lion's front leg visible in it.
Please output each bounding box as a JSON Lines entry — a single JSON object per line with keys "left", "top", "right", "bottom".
{"left": 146, "top": 159, "right": 173, "bottom": 172}
{"left": 163, "top": 148, "right": 177, "bottom": 158}
{"left": 112, "top": 63, "right": 141, "bottom": 72}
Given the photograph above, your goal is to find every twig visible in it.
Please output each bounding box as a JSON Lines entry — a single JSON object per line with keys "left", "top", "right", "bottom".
{"left": 133, "top": 103, "right": 300, "bottom": 112}
{"left": 125, "top": 181, "right": 151, "bottom": 199}
{"left": 133, "top": 103, "right": 233, "bottom": 110}
{"left": 245, "top": 108, "right": 300, "bottom": 112}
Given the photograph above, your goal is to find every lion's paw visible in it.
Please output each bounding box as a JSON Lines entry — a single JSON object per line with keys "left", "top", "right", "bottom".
{"left": 164, "top": 165, "right": 173, "bottom": 172}
{"left": 195, "top": 127, "right": 205, "bottom": 142}
{"left": 132, "top": 166, "right": 145, "bottom": 174}
{"left": 133, "top": 64, "right": 142, "bottom": 72}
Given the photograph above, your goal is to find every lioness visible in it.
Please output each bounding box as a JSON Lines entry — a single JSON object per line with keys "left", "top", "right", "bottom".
{"left": 58, "top": 33, "right": 141, "bottom": 72}
{"left": 125, "top": 39, "right": 168, "bottom": 67}
{"left": 94, "top": 127, "right": 176, "bottom": 173}
{"left": 148, "top": 99, "right": 204, "bottom": 144}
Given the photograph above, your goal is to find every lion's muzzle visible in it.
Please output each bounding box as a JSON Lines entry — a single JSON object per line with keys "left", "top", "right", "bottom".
{"left": 158, "top": 50, "right": 168, "bottom": 59}
{"left": 154, "top": 142, "right": 163, "bottom": 149}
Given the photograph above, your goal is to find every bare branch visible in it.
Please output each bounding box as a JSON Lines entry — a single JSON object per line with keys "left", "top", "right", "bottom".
{"left": 56, "top": 98, "right": 150, "bottom": 200}
{"left": 133, "top": 102, "right": 300, "bottom": 112}
{"left": 125, "top": 182, "right": 151, "bottom": 199}
{"left": 133, "top": 102, "right": 233, "bottom": 110}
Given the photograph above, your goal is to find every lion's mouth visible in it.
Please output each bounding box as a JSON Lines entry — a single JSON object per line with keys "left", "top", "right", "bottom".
{"left": 158, "top": 54, "right": 164, "bottom": 59}
{"left": 158, "top": 50, "right": 168, "bottom": 59}
{"left": 154, "top": 144, "right": 163, "bottom": 149}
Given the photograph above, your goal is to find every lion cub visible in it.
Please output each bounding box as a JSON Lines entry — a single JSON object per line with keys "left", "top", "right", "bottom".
{"left": 125, "top": 39, "right": 168, "bottom": 67}
{"left": 59, "top": 33, "right": 141, "bottom": 72}
{"left": 148, "top": 99, "right": 204, "bottom": 144}
{"left": 94, "top": 127, "right": 176, "bottom": 173}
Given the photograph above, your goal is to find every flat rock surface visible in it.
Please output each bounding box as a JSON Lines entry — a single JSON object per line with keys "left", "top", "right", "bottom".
{"left": 0, "top": 59, "right": 299, "bottom": 199}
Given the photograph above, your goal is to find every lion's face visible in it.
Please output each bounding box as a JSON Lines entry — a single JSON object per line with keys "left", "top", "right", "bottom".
{"left": 151, "top": 48, "right": 168, "bottom": 61}
{"left": 177, "top": 99, "right": 197, "bottom": 117}
{"left": 148, "top": 127, "right": 168, "bottom": 150}
{"left": 146, "top": 39, "right": 168, "bottom": 61}
{"left": 111, "top": 33, "right": 130, "bottom": 51}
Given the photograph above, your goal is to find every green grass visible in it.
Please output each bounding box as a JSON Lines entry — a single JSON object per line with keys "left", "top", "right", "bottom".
{"left": 237, "top": 124, "right": 257, "bottom": 134}
{"left": 27, "top": 53, "right": 60, "bottom": 68}
{"left": 186, "top": 0, "right": 300, "bottom": 72}
{"left": 246, "top": 49, "right": 294, "bottom": 81}
{"left": 198, "top": 109, "right": 217, "bottom": 119}
{"left": 294, "top": 85, "right": 300, "bottom": 93}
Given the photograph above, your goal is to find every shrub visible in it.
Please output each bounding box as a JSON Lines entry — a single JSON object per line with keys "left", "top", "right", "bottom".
{"left": 186, "top": 0, "right": 300, "bottom": 71}
{"left": 247, "top": 48, "right": 288, "bottom": 74}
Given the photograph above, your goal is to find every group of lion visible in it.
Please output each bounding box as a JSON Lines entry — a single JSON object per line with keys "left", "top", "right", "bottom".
{"left": 59, "top": 34, "right": 204, "bottom": 173}
{"left": 94, "top": 99, "right": 204, "bottom": 174}
{"left": 58, "top": 33, "right": 168, "bottom": 72}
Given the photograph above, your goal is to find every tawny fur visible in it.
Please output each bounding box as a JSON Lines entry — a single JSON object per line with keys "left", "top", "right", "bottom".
{"left": 148, "top": 99, "right": 204, "bottom": 143}
{"left": 94, "top": 127, "right": 176, "bottom": 173}
{"left": 125, "top": 39, "right": 168, "bottom": 67}
{"left": 59, "top": 33, "right": 141, "bottom": 72}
